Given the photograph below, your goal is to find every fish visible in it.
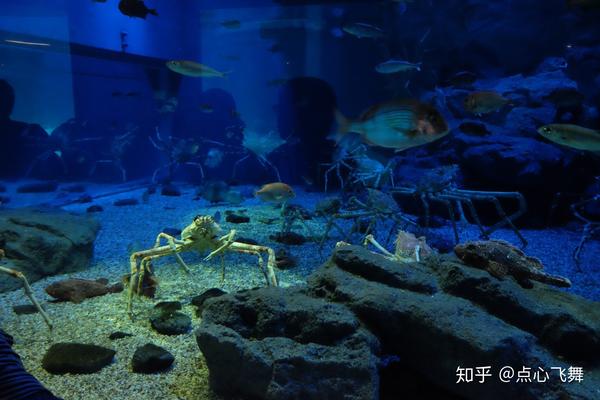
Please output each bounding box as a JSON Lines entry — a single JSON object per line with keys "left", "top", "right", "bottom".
{"left": 335, "top": 100, "right": 449, "bottom": 152}
{"left": 255, "top": 182, "right": 295, "bottom": 203}
{"left": 166, "top": 61, "right": 229, "bottom": 78}
{"left": 118, "top": 0, "right": 157, "bottom": 19}
{"left": 537, "top": 124, "right": 600, "bottom": 152}
{"left": 342, "top": 22, "right": 385, "bottom": 39}
{"left": 45, "top": 278, "right": 123, "bottom": 303}
{"left": 375, "top": 59, "right": 421, "bottom": 74}
{"left": 463, "top": 91, "right": 511, "bottom": 115}
{"left": 221, "top": 19, "right": 241, "bottom": 29}
{"left": 200, "top": 103, "right": 214, "bottom": 113}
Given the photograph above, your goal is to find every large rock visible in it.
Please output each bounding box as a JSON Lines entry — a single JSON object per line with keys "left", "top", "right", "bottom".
{"left": 42, "top": 343, "right": 115, "bottom": 374}
{"left": 195, "top": 287, "right": 379, "bottom": 400}
{"left": 306, "top": 245, "right": 600, "bottom": 400}
{"left": 0, "top": 208, "right": 99, "bottom": 292}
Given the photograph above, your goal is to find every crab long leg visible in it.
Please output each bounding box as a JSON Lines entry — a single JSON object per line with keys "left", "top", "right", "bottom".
{"left": 363, "top": 234, "right": 395, "bottom": 259}
{"left": 0, "top": 266, "right": 53, "bottom": 330}
{"left": 154, "top": 233, "right": 191, "bottom": 273}
{"left": 204, "top": 230, "right": 237, "bottom": 261}
{"left": 229, "top": 242, "right": 278, "bottom": 287}
{"left": 127, "top": 245, "right": 173, "bottom": 319}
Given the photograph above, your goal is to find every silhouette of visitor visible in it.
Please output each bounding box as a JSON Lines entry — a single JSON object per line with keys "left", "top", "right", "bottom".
{"left": 0, "top": 79, "right": 52, "bottom": 179}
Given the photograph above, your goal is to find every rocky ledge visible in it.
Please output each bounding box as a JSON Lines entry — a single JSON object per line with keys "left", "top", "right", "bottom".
{"left": 0, "top": 208, "right": 99, "bottom": 292}
{"left": 196, "top": 244, "right": 600, "bottom": 400}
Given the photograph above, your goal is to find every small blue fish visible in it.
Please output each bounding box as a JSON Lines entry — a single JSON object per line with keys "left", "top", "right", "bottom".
{"left": 375, "top": 59, "right": 421, "bottom": 74}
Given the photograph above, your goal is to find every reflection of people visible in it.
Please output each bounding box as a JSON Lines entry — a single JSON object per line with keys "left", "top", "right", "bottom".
{"left": 0, "top": 79, "right": 52, "bottom": 179}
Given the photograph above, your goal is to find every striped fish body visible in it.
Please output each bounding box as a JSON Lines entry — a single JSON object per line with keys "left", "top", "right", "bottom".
{"left": 346, "top": 100, "right": 449, "bottom": 151}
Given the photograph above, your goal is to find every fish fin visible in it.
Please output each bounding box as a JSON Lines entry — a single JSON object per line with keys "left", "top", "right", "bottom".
{"left": 221, "top": 70, "right": 233, "bottom": 79}
{"left": 332, "top": 109, "right": 351, "bottom": 144}
{"left": 71, "top": 293, "right": 85, "bottom": 303}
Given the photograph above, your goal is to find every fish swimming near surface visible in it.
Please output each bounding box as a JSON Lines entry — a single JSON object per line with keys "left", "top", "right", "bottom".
{"left": 255, "top": 182, "right": 295, "bottom": 203}
{"left": 166, "top": 61, "right": 229, "bottom": 78}
{"left": 537, "top": 124, "right": 600, "bottom": 152}
{"left": 375, "top": 59, "right": 421, "bottom": 74}
{"left": 118, "top": 0, "right": 157, "bottom": 19}
{"left": 463, "top": 91, "right": 511, "bottom": 115}
{"left": 342, "top": 22, "right": 385, "bottom": 39}
{"left": 335, "top": 100, "right": 449, "bottom": 152}
{"left": 45, "top": 278, "right": 123, "bottom": 303}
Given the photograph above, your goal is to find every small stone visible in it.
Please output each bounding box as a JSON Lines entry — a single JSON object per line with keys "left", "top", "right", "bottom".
{"left": 191, "top": 288, "right": 227, "bottom": 316}
{"left": 225, "top": 213, "right": 250, "bottom": 224}
{"left": 13, "top": 304, "right": 46, "bottom": 315}
{"left": 109, "top": 331, "right": 133, "bottom": 340}
{"left": 154, "top": 301, "right": 182, "bottom": 316}
{"left": 275, "top": 249, "right": 297, "bottom": 270}
{"left": 42, "top": 343, "right": 115, "bottom": 374}
{"left": 150, "top": 312, "right": 191, "bottom": 335}
{"left": 270, "top": 231, "right": 307, "bottom": 245}
{"left": 86, "top": 205, "right": 104, "bottom": 213}
{"left": 161, "top": 185, "right": 181, "bottom": 197}
{"left": 16, "top": 181, "right": 58, "bottom": 193}
{"left": 132, "top": 343, "right": 174, "bottom": 374}
{"left": 77, "top": 194, "right": 93, "bottom": 204}
{"left": 114, "top": 198, "right": 139, "bottom": 207}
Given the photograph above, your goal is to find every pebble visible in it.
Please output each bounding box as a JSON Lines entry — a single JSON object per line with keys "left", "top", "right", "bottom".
{"left": 132, "top": 343, "right": 175, "bottom": 374}
{"left": 42, "top": 343, "right": 115, "bottom": 374}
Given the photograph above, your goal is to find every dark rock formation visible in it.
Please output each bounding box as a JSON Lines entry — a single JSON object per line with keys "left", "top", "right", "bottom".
{"left": 195, "top": 287, "right": 380, "bottom": 400}
{"left": 150, "top": 312, "right": 191, "bottom": 336}
{"left": 42, "top": 343, "right": 115, "bottom": 374}
{"left": 269, "top": 231, "right": 306, "bottom": 245}
{"left": 108, "top": 331, "right": 133, "bottom": 340}
{"left": 0, "top": 208, "right": 99, "bottom": 292}
{"left": 196, "top": 244, "right": 600, "bottom": 399}
{"left": 131, "top": 343, "right": 174, "bottom": 373}
{"left": 191, "top": 288, "right": 227, "bottom": 316}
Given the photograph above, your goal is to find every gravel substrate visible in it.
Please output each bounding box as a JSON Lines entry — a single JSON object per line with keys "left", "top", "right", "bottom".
{"left": 0, "top": 181, "right": 598, "bottom": 399}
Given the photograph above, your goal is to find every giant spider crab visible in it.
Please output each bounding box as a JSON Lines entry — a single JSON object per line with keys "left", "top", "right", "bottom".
{"left": 391, "top": 165, "right": 528, "bottom": 246}
{"left": 127, "top": 215, "right": 278, "bottom": 318}
{"left": 572, "top": 195, "right": 600, "bottom": 270}
{"left": 149, "top": 127, "right": 205, "bottom": 183}
{"left": 318, "top": 188, "right": 417, "bottom": 252}
{"left": 322, "top": 133, "right": 395, "bottom": 192}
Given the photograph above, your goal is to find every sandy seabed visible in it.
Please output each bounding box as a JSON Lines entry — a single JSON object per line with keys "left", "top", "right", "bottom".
{"left": 0, "top": 181, "right": 598, "bottom": 400}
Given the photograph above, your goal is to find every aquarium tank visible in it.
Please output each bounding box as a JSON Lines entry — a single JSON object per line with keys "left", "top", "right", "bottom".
{"left": 0, "top": 0, "right": 599, "bottom": 399}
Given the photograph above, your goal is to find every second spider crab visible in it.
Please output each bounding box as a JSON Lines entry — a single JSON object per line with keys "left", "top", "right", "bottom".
{"left": 127, "top": 215, "right": 278, "bottom": 318}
